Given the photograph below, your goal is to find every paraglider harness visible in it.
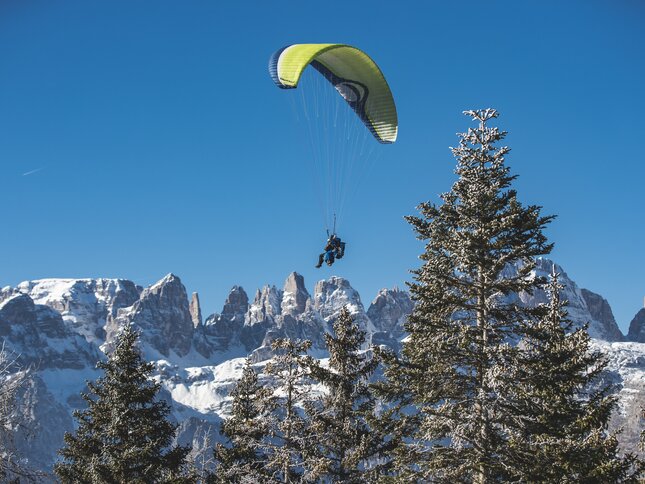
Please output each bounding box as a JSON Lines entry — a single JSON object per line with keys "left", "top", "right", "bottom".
{"left": 316, "top": 216, "right": 346, "bottom": 268}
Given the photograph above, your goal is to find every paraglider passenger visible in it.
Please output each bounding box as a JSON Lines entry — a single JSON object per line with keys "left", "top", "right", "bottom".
{"left": 315, "top": 235, "right": 346, "bottom": 268}
{"left": 330, "top": 234, "right": 345, "bottom": 259}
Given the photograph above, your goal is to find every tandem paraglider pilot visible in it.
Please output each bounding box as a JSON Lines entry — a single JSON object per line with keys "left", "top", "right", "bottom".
{"left": 316, "top": 234, "right": 345, "bottom": 268}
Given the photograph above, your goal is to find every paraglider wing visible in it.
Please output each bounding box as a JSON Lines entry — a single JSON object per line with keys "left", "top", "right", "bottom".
{"left": 268, "top": 44, "right": 398, "bottom": 144}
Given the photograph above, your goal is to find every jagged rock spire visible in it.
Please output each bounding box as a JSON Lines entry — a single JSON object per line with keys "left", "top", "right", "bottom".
{"left": 189, "top": 292, "right": 202, "bottom": 328}
{"left": 221, "top": 286, "right": 249, "bottom": 323}
{"left": 281, "top": 272, "right": 309, "bottom": 316}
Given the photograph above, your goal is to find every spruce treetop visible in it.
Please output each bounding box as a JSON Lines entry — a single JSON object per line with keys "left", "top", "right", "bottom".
{"left": 405, "top": 109, "right": 555, "bottom": 340}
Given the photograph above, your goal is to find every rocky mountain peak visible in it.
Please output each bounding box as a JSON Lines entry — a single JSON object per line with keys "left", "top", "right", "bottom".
{"left": 221, "top": 286, "right": 249, "bottom": 322}
{"left": 367, "top": 287, "right": 413, "bottom": 333}
{"left": 313, "top": 276, "right": 364, "bottom": 320}
{"left": 107, "top": 274, "right": 194, "bottom": 357}
{"left": 0, "top": 294, "right": 42, "bottom": 331}
{"left": 246, "top": 285, "right": 281, "bottom": 326}
{"left": 515, "top": 258, "right": 625, "bottom": 342}
{"left": 627, "top": 308, "right": 645, "bottom": 343}
{"left": 281, "top": 272, "right": 309, "bottom": 316}
{"left": 533, "top": 257, "right": 563, "bottom": 277}
{"left": 148, "top": 273, "right": 182, "bottom": 294}
{"left": 198, "top": 286, "right": 251, "bottom": 355}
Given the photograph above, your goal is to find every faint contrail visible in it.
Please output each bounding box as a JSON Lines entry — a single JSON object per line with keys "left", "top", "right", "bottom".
{"left": 22, "top": 168, "right": 43, "bottom": 176}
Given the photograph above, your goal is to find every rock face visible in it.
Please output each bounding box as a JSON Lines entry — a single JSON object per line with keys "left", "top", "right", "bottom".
{"left": 627, "top": 308, "right": 645, "bottom": 342}
{"left": 190, "top": 292, "right": 202, "bottom": 328}
{"left": 243, "top": 285, "right": 282, "bottom": 351}
{"left": 314, "top": 276, "right": 364, "bottom": 320}
{"left": 12, "top": 375, "right": 75, "bottom": 476}
{"left": 0, "top": 294, "right": 97, "bottom": 369}
{"left": 107, "top": 274, "right": 194, "bottom": 357}
{"left": 281, "top": 272, "right": 309, "bottom": 316}
{"left": 311, "top": 276, "right": 374, "bottom": 340}
{"left": 1, "top": 259, "right": 643, "bottom": 475}
{"left": 200, "top": 274, "right": 372, "bottom": 363}
{"left": 4, "top": 278, "right": 140, "bottom": 344}
{"left": 246, "top": 286, "right": 281, "bottom": 328}
{"left": 368, "top": 288, "right": 413, "bottom": 349}
{"left": 515, "top": 258, "right": 625, "bottom": 342}
{"left": 199, "top": 286, "right": 249, "bottom": 355}
{"left": 220, "top": 285, "right": 249, "bottom": 324}
{"left": 580, "top": 289, "right": 624, "bottom": 342}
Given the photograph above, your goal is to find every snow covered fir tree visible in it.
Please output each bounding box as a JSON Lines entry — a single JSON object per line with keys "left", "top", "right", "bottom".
{"left": 374, "top": 109, "right": 640, "bottom": 482}
{"left": 261, "top": 338, "right": 313, "bottom": 483}
{"left": 54, "top": 325, "right": 193, "bottom": 483}
{"left": 505, "top": 270, "right": 638, "bottom": 481}
{"left": 212, "top": 358, "right": 273, "bottom": 483}
{"left": 301, "top": 306, "right": 383, "bottom": 482}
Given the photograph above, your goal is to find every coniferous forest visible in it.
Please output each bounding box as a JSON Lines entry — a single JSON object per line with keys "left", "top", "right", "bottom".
{"left": 45, "top": 111, "right": 643, "bottom": 483}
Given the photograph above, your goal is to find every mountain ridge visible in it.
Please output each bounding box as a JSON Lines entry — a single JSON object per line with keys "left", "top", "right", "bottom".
{"left": 0, "top": 257, "right": 643, "bottom": 476}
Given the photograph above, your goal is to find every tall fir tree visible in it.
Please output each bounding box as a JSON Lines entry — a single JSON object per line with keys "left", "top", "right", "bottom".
{"left": 263, "top": 338, "right": 312, "bottom": 483}
{"left": 211, "top": 358, "right": 274, "bottom": 483}
{"left": 506, "top": 270, "right": 639, "bottom": 482}
{"left": 302, "top": 306, "right": 382, "bottom": 482}
{"left": 55, "top": 325, "right": 192, "bottom": 484}
{"left": 377, "top": 109, "right": 554, "bottom": 482}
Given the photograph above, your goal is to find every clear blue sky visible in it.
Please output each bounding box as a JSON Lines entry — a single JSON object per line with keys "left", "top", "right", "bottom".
{"left": 1, "top": 1, "right": 643, "bottom": 332}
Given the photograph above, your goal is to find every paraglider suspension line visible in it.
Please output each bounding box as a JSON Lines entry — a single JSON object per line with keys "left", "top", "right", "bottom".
{"left": 326, "top": 213, "right": 337, "bottom": 238}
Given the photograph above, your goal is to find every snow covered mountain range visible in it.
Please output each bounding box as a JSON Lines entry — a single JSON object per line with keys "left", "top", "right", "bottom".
{"left": 1, "top": 258, "right": 643, "bottom": 475}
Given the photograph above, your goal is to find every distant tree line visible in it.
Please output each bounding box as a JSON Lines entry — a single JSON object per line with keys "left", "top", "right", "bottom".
{"left": 48, "top": 110, "right": 643, "bottom": 483}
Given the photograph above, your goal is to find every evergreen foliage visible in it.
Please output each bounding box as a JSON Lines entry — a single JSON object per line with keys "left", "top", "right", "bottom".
{"left": 54, "top": 325, "right": 192, "bottom": 484}
{"left": 263, "top": 338, "right": 312, "bottom": 483}
{"left": 377, "top": 109, "right": 554, "bottom": 482}
{"left": 641, "top": 406, "right": 644, "bottom": 451}
{"left": 303, "top": 306, "right": 383, "bottom": 482}
{"left": 211, "top": 358, "right": 273, "bottom": 483}
{"left": 0, "top": 343, "right": 36, "bottom": 483}
{"left": 506, "top": 270, "right": 639, "bottom": 482}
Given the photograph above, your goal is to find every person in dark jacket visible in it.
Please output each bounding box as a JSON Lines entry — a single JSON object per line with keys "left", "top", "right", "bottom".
{"left": 315, "top": 234, "right": 346, "bottom": 268}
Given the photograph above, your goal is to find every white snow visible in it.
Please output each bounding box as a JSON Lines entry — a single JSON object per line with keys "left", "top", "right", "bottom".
{"left": 40, "top": 367, "right": 102, "bottom": 404}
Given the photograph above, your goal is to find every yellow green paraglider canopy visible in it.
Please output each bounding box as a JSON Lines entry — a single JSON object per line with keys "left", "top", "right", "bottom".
{"left": 269, "top": 44, "right": 398, "bottom": 144}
